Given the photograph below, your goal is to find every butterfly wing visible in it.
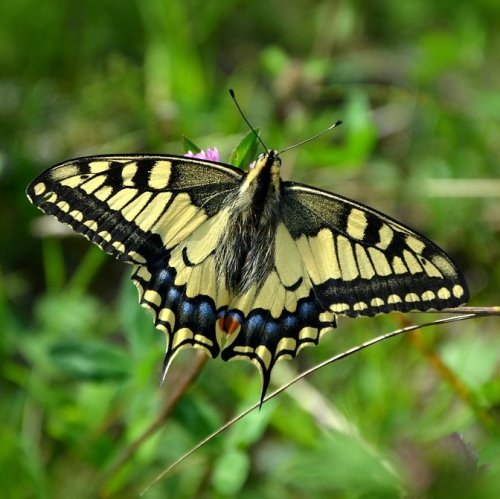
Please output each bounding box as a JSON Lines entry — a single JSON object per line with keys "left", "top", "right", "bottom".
{"left": 27, "top": 154, "right": 243, "bottom": 367}
{"left": 281, "top": 182, "right": 469, "bottom": 315}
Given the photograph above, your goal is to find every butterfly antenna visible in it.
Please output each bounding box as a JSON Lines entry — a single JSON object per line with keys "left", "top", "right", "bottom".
{"left": 229, "top": 89, "right": 269, "bottom": 153}
{"left": 278, "top": 120, "right": 343, "bottom": 155}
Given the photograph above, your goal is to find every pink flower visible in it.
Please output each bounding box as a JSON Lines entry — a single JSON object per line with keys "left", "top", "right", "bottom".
{"left": 185, "top": 148, "right": 220, "bottom": 162}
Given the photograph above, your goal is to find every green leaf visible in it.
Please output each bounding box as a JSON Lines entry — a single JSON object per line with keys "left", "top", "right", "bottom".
{"left": 119, "top": 275, "right": 156, "bottom": 359}
{"left": 49, "top": 340, "right": 130, "bottom": 381}
{"left": 35, "top": 292, "right": 101, "bottom": 337}
{"left": 211, "top": 449, "right": 250, "bottom": 495}
{"left": 182, "top": 136, "right": 202, "bottom": 154}
{"left": 173, "top": 397, "right": 221, "bottom": 440}
{"left": 281, "top": 432, "right": 401, "bottom": 496}
{"left": 226, "top": 400, "right": 274, "bottom": 448}
{"left": 229, "top": 128, "right": 260, "bottom": 168}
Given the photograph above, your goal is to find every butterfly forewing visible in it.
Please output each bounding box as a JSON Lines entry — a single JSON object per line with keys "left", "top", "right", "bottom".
{"left": 281, "top": 182, "right": 468, "bottom": 316}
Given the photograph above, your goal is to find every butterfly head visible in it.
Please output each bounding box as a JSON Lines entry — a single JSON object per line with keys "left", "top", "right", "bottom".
{"left": 237, "top": 150, "right": 282, "bottom": 212}
{"left": 245, "top": 150, "right": 281, "bottom": 183}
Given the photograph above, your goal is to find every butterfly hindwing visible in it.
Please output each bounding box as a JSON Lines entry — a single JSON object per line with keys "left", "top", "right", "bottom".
{"left": 281, "top": 182, "right": 469, "bottom": 316}
{"left": 131, "top": 255, "right": 222, "bottom": 375}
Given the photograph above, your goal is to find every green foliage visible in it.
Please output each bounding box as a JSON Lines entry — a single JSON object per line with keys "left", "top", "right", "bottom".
{"left": 182, "top": 136, "right": 202, "bottom": 154}
{"left": 2, "top": 0, "right": 500, "bottom": 498}
{"left": 229, "top": 128, "right": 261, "bottom": 168}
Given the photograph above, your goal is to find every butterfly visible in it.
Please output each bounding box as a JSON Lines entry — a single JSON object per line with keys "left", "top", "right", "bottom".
{"left": 27, "top": 142, "right": 469, "bottom": 403}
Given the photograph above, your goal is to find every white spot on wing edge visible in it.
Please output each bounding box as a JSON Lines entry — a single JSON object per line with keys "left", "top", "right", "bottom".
{"left": 437, "top": 287, "right": 451, "bottom": 300}
{"left": 421, "top": 290, "right": 435, "bottom": 301}
{"left": 387, "top": 294, "right": 402, "bottom": 304}
{"left": 69, "top": 210, "right": 83, "bottom": 222}
{"left": 83, "top": 219, "right": 98, "bottom": 231}
{"left": 330, "top": 302, "right": 350, "bottom": 313}
{"left": 353, "top": 301, "right": 368, "bottom": 311}
{"left": 34, "top": 183, "right": 46, "bottom": 196}
{"left": 404, "top": 293, "right": 420, "bottom": 303}
{"left": 112, "top": 240, "right": 126, "bottom": 253}
{"left": 56, "top": 200, "right": 70, "bottom": 212}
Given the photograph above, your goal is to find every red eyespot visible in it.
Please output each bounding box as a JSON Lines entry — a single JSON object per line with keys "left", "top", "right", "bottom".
{"left": 218, "top": 315, "right": 241, "bottom": 335}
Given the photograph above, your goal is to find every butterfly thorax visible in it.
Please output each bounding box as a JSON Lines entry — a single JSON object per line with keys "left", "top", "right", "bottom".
{"left": 215, "top": 151, "right": 282, "bottom": 294}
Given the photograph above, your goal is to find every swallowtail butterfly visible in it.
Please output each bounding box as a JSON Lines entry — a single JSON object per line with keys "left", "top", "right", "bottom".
{"left": 27, "top": 139, "right": 468, "bottom": 402}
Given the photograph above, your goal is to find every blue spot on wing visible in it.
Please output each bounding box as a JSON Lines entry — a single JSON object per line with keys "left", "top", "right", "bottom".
{"left": 298, "top": 301, "right": 317, "bottom": 321}
{"left": 180, "top": 300, "right": 195, "bottom": 317}
{"left": 157, "top": 268, "right": 173, "bottom": 285}
{"left": 247, "top": 314, "right": 265, "bottom": 331}
{"left": 283, "top": 315, "right": 299, "bottom": 330}
{"left": 198, "top": 300, "right": 216, "bottom": 328}
{"left": 264, "top": 321, "right": 280, "bottom": 336}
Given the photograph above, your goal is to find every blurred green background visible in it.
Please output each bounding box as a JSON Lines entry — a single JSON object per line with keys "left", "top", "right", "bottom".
{"left": 2, "top": 0, "right": 500, "bottom": 497}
